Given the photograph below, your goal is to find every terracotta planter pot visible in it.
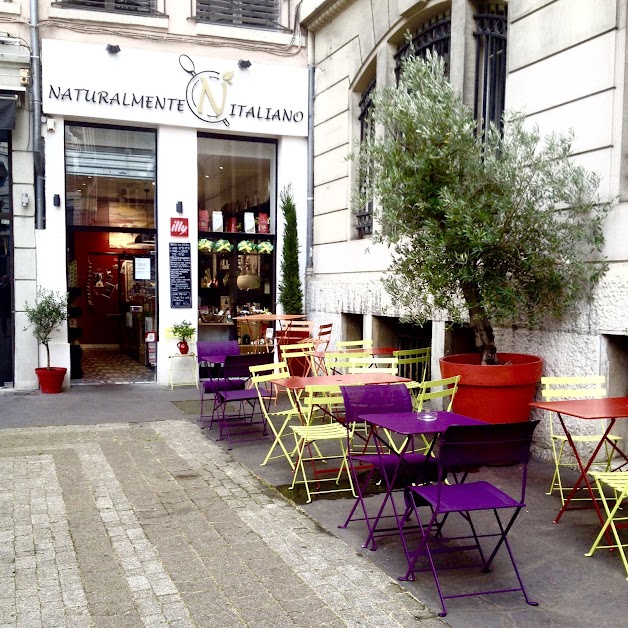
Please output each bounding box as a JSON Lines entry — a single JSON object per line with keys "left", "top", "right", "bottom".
{"left": 439, "top": 353, "right": 544, "bottom": 423}
{"left": 35, "top": 367, "right": 67, "bottom": 394}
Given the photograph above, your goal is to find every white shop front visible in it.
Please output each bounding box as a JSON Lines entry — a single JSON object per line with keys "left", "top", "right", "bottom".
{"left": 40, "top": 39, "right": 308, "bottom": 386}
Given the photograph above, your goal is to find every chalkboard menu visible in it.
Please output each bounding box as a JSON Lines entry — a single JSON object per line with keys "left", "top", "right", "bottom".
{"left": 169, "top": 242, "right": 192, "bottom": 308}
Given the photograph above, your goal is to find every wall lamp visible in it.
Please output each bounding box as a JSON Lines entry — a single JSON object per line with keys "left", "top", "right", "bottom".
{"left": 176, "top": 201, "right": 183, "bottom": 214}
{"left": 106, "top": 44, "right": 121, "bottom": 54}
{"left": 237, "top": 59, "right": 252, "bottom": 69}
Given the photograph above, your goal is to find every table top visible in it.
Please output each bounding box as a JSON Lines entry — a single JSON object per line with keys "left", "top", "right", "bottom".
{"left": 530, "top": 397, "right": 628, "bottom": 420}
{"left": 358, "top": 411, "right": 486, "bottom": 436}
{"left": 273, "top": 374, "right": 411, "bottom": 390}
{"left": 234, "top": 314, "right": 306, "bottom": 322}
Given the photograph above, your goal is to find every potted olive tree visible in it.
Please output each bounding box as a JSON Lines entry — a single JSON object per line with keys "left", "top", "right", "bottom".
{"left": 24, "top": 288, "right": 68, "bottom": 393}
{"left": 171, "top": 320, "right": 196, "bottom": 355}
{"left": 353, "top": 51, "right": 610, "bottom": 422}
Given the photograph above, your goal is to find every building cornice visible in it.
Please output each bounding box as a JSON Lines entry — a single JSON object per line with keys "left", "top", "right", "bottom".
{"left": 300, "top": 0, "right": 358, "bottom": 33}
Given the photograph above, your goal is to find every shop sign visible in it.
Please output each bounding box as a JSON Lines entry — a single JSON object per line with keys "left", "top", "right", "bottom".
{"left": 42, "top": 40, "right": 309, "bottom": 138}
{"left": 170, "top": 218, "right": 189, "bottom": 238}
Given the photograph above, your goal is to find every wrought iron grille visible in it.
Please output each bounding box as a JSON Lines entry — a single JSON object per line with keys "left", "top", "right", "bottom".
{"left": 195, "top": 0, "right": 281, "bottom": 30}
{"left": 474, "top": 3, "right": 508, "bottom": 140}
{"left": 356, "top": 79, "right": 376, "bottom": 239}
{"left": 394, "top": 11, "right": 452, "bottom": 82}
{"left": 56, "top": 0, "right": 158, "bottom": 14}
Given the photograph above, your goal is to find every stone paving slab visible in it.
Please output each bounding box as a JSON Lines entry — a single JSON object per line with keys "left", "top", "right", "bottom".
{"left": 0, "top": 419, "right": 447, "bottom": 627}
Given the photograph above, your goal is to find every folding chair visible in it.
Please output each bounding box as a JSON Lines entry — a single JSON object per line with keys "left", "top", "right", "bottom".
{"left": 279, "top": 341, "right": 315, "bottom": 378}
{"left": 402, "top": 376, "right": 460, "bottom": 454}
{"left": 314, "top": 323, "right": 333, "bottom": 351}
{"left": 585, "top": 470, "right": 628, "bottom": 580}
{"left": 290, "top": 384, "right": 356, "bottom": 503}
{"left": 348, "top": 356, "right": 399, "bottom": 375}
{"left": 324, "top": 351, "right": 369, "bottom": 375}
{"left": 198, "top": 340, "right": 242, "bottom": 427}
{"left": 394, "top": 347, "right": 430, "bottom": 383}
{"left": 213, "top": 352, "right": 275, "bottom": 448}
{"left": 541, "top": 376, "right": 617, "bottom": 504}
{"left": 250, "top": 361, "right": 301, "bottom": 470}
{"left": 401, "top": 421, "right": 540, "bottom": 617}
{"left": 337, "top": 339, "right": 373, "bottom": 351}
{"left": 339, "top": 384, "right": 438, "bottom": 550}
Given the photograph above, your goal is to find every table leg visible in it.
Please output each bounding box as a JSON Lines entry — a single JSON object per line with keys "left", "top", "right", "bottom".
{"left": 554, "top": 416, "right": 618, "bottom": 546}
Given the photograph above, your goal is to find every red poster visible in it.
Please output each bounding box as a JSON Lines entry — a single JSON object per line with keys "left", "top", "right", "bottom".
{"left": 258, "top": 213, "right": 269, "bottom": 233}
{"left": 170, "top": 217, "right": 189, "bottom": 237}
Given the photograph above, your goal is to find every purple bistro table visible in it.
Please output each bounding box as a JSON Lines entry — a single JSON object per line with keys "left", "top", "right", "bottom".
{"left": 357, "top": 410, "right": 487, "bottom": 564}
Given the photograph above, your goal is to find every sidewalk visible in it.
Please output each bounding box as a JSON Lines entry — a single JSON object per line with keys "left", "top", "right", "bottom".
{"left": 1, "top": 383, "right": 627, "bottom": 626}
{"left": 0, "top": 385, "right": 443, "bottom": 628}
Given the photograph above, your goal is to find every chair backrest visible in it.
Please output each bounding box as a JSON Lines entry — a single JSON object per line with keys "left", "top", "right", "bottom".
{"left": 223, "top": 352, "right": 274, "bottom": 378}
{"left": 394, "top": 347, "right": 430, "bottom": 382}
{"left": 416, "top": 376, "right": 460, "bottom": 411}
{"left": 324, "top": 351, "right": 370, "bottom": 374}
{"left": 280, "top": 341, "right": 315, "bottom": 377}
{"left": 337, "top": 339, "right": 373, "bottom": 351}
{"left": 281, "top": 320, "right": 314, "bottom": 345}
{"left": 541, "top": 376, "right": 606, "bottom": 400}
{"left": 340, "top": 383, "right": 413, "bottom": 426}
{"left": 250, "top": 361, "right": 299, "bottom": 412}
{"left": 439, "top": 420, "right": 539, "bottom": 470}
{"left": 197, "top": 340, "right": 240, "bottom": 363}
{"left": 314, "top": 323, "right": 333, "bottom": 351}
{"left": 302, "top": 384, "right": 345, "bottom": 425}
{"left": 348, "top": 356, "right": 399, "bottom": 374}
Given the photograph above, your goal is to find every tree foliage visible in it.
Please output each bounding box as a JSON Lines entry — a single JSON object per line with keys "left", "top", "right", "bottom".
{"left": 353, "top": 51, "right": 610, "bottom": 364}
{"left": 24, "top": 288, "right": 68, "bottom": 369}
{"left": 278, "top": 184, "right": 304, "bottom": 314}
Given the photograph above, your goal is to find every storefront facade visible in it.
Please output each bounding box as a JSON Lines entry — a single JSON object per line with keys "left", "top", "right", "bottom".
{"left": 39, "top": 39, "right": 308, "bottom": 388}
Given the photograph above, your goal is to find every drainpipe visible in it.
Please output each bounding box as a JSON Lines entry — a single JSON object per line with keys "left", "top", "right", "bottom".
{"left": 30, "top": 0, "right": 44, "bottom": 230}
{"left": 305, "top": 33, "right": 315, "bottom": 275}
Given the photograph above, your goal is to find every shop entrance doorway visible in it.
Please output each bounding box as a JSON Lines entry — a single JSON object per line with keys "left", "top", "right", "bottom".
{"left": 67, "top": 230, "right": 156, "bottom": 384}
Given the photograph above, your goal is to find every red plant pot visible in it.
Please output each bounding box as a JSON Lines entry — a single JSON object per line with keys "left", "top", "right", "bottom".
{"left": 35, "top": 367, "right": 67, "bottom": 394}
{"left": 439, "top": 353, "right": 544, "bottom": 423}
{"left": 177, "top": 341, "right": 189, "bottom": 355}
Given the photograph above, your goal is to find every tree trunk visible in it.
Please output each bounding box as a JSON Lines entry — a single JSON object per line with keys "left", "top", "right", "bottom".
{"left": 44, "top": 343, "right": 51, "bottom": 369}
{"left": 461, "top": 283, "right": 498, "bottom": 365}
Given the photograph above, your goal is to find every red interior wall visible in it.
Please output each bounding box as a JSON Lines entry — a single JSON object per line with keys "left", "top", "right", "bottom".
{"left": 72, "top": 232, "right": 121, "bottom": 345}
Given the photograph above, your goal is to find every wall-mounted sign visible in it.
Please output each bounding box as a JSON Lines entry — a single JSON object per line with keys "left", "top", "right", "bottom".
{"left": 169, "top": 242, "right": 192, "bottom": 308}
{"left": 145, "top": 331, "right": 157, "bottom": 343}
{"left": 170, "top": 217, "right": 189, "bottom": 238}
{"left": 42, "top": 40, "right": 309, "bottom": 137}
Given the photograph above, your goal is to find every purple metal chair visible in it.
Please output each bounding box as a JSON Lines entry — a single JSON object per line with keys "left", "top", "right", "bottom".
{"left": 339, "top": 384, "right": 439, "bottom": 548}
{"left": 198, "top": 340, "right": 240, "bottom": 427}
{"left": 214, "top": 352, "right": 275, "bottom": 448}
{"left": 400, "top": 420, "right": 540, "bottom": 617}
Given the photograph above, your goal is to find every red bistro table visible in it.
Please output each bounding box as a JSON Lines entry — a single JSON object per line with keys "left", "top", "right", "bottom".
{"left": 530, "top": 397, "right": 628, "bottom": 532}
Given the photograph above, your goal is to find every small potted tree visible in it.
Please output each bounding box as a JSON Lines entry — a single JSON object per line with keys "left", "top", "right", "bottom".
{"left": 353, "top": 51, "right": 611, "bottom": 422}
{"left": 24, "top": 288, "right": 68, "bottom": 394}
{"left": 171, "top": 320, "right": 196, "bottom": 355}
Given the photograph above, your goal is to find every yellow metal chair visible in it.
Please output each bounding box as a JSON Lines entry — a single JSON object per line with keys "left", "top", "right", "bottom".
{"left": 585, "top": 470, "right": 628, "bottom": 580}
{"left": 348, "top": 356, "right": 399, "bottom": 375}
{"left": 337, "top": 339, "right": 373, "bottom": 351}
{"left": 250, "top": 361, "right": 301, "bottom": 470}
{"left": 394, "top": 347, "right": 431, "bottom": 384}
{"left": 324, "top": 351, "right": 369, "bottom": 375}
{"left": 541, "top": 376, "right": 617, "bottom": 505}
{"left": 290, "top": 384, "right": 356, "bottom": 503}
{"left": 279, "top": 341, "right": 315, "bottom": 378}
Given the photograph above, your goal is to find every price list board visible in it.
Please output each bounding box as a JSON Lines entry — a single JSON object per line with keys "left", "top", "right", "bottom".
{"left": 169, "top": 242, "right": 192, "bottom": 308}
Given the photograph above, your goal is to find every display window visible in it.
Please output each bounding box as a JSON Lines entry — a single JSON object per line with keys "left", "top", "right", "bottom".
{"left": 197, "top": 135, "right": 276, "bottom": 322}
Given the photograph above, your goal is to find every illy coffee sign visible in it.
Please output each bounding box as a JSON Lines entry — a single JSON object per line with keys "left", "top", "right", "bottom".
{"left": 170, "top": 217, "right": 189, "bottom": 238}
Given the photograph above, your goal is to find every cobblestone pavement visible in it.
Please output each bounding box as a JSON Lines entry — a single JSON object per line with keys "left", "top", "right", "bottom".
{"left": 0, "top": 419, "right": 447, "bottom": 627}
